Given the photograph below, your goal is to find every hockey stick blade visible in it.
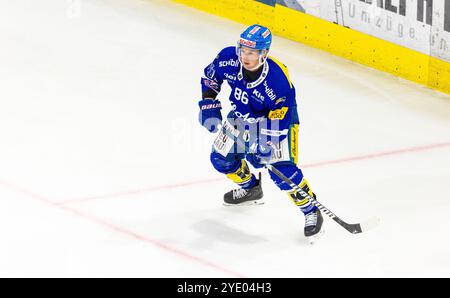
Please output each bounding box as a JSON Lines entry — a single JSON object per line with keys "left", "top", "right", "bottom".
{"left": 338, "top": 216, "right": 380, "bottom": 234}
{"left": 359, "top": 216, "right": 380, "bottom": 233}
{"left": 217, "top": 123, "right": 380, "bottom": 235}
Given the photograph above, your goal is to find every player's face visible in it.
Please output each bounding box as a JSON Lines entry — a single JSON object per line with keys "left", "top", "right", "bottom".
{"left": 239, "top": 47, "right": 266, "bottom": 70}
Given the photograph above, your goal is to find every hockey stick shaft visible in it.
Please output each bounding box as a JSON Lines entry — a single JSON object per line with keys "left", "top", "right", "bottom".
{"left": 266, "top": 164, "right": 363, "bottom": 234}
{"left": 217, "top": 123, "right": 377, "bottom": 234}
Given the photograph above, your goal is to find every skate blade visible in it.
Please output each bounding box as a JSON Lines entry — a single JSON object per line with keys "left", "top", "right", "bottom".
{"left": 223, "top": 200, "right": 265, "bottom": 206}
{"left": 306, "top": 229, "right": 325, "bottom": 245}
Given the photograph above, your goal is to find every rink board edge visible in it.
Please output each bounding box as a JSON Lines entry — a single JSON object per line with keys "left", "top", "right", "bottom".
{"left": 171, "top": 0, "right": 450, "bottom": 96}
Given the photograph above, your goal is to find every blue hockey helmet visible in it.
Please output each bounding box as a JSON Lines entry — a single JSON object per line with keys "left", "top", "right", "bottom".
{"left": 238, "top": 24, "right": 272, "bottom": 51}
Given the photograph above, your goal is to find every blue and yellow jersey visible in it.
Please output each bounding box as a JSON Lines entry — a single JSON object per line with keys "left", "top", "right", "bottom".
{"left": 201, "top": 46, "right": 299, "bottom": 143}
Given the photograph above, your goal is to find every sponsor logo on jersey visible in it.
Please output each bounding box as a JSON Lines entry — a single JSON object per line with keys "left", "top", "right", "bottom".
{"left": 252, "top": 89, "right": 265, "bottom": 101}
{"left": 262, "top": 29, "right": 271, "bottom": 39}
{"left": 268, "top": 107, "right": 288, "bottom": 120}
{"left": 239, "top": 38, "right": 256, "bottom": 48}
{"left": 219, "top": 59, "right": 239, "bottom": 68}
{"left": 263, "top": 81, "right": 277, "bottom": 101}
{"left": 232, "top": 105, "right": 265, "bottom": 124}
{"left": 234, "top": 111, "right": 265, "bottom": 124}
{"left": 275, "top": 96, "right": 286, "bottom": 105}
{"left": 249, "top": 26, "right": 261, "bottom": 35}
{"left": 261, "top": 128, "right": 289, "bottom": 137}
{"left": 224, "top": 73, "right": 237, "bottom": 81}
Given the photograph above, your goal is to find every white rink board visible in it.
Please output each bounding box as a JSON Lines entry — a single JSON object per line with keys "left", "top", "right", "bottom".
{"left": 281, "top": 0, "right": 450, "bottom": 62}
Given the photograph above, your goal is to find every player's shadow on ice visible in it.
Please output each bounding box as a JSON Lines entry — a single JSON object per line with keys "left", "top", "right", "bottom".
{"left": 191, "top": 219, "right": 268, "bottom": 248}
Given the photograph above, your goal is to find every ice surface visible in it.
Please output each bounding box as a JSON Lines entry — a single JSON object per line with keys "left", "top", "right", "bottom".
{"left": 0, "top": 0, "right": 449, "bottom": 277}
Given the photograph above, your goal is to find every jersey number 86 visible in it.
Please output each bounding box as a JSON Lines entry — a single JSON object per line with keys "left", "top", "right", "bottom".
{"left": 234, "top": 87, "right": 249, "bottom": 105}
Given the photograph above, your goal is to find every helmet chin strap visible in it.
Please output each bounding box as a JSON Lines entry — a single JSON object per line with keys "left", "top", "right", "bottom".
{"left": 245, "top": 59, "right": 265, "bottom": 71}
{"left": 257, "top": 48, "right": 270, "bottom": 68}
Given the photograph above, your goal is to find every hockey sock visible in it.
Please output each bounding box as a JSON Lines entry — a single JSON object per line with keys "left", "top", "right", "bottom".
{"left": 287, "top": 178, "right": 317, "bottom": 214}
{"left": 226, "top": 160, "right": 257, "bottom": 189}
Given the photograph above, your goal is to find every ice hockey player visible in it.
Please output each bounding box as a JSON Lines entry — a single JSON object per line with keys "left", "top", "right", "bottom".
{"left": 198, "top": 24, "right": 323, "bottom": 240}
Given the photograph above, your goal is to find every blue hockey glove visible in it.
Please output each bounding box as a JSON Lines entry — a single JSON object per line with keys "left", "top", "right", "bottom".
{"left": 246, "top": 140, "right": 273, "bottom": 169}
{"left": 198, "top": 99, "right": 222, "bottom": 133}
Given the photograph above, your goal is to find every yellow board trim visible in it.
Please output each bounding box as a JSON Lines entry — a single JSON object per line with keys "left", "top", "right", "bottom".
{"left": 172, "top": 0, "right": 450, "bottom": 95}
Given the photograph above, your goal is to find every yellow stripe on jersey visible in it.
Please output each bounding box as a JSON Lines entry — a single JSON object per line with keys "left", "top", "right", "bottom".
{"left": 290, "top": 124, "right": 299, "bottom": 165}
{"left": 268, "top": 56, "right": 293, "bottom": 88}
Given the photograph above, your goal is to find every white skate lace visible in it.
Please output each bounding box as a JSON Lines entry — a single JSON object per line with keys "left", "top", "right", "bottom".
{"left": 233, "top": 189, "right": 248, "bottom": 200}
{"left": 305, "top": 212, "right": 318, "bottom": 227}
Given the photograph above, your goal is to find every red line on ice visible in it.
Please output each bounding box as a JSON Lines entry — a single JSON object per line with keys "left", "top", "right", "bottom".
{"left": 58, "top": 140, "right": 450, "bottom": 205}
{"left": 0, "top": 179, "right": 245, "bottom": 278}
{"left": 301, "top": 141, "right": 450, "bottom": 168}
{"left": 1, "top": 141, "right": 449, "bottom": 277}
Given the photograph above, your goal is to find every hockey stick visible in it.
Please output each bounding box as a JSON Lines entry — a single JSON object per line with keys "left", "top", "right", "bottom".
{"left": 217, "top": 123, "right": 380, "bottom": 234}
{"left": 265, "top": 164, "right": 379, "bottom": 234}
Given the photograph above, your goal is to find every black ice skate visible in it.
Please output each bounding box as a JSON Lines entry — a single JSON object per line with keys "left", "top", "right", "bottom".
{"left": 223, "top": 173, "right": 264, "bottom": 206}
{"left": 304, "top": 208, "right": 324, "bottom": 244}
